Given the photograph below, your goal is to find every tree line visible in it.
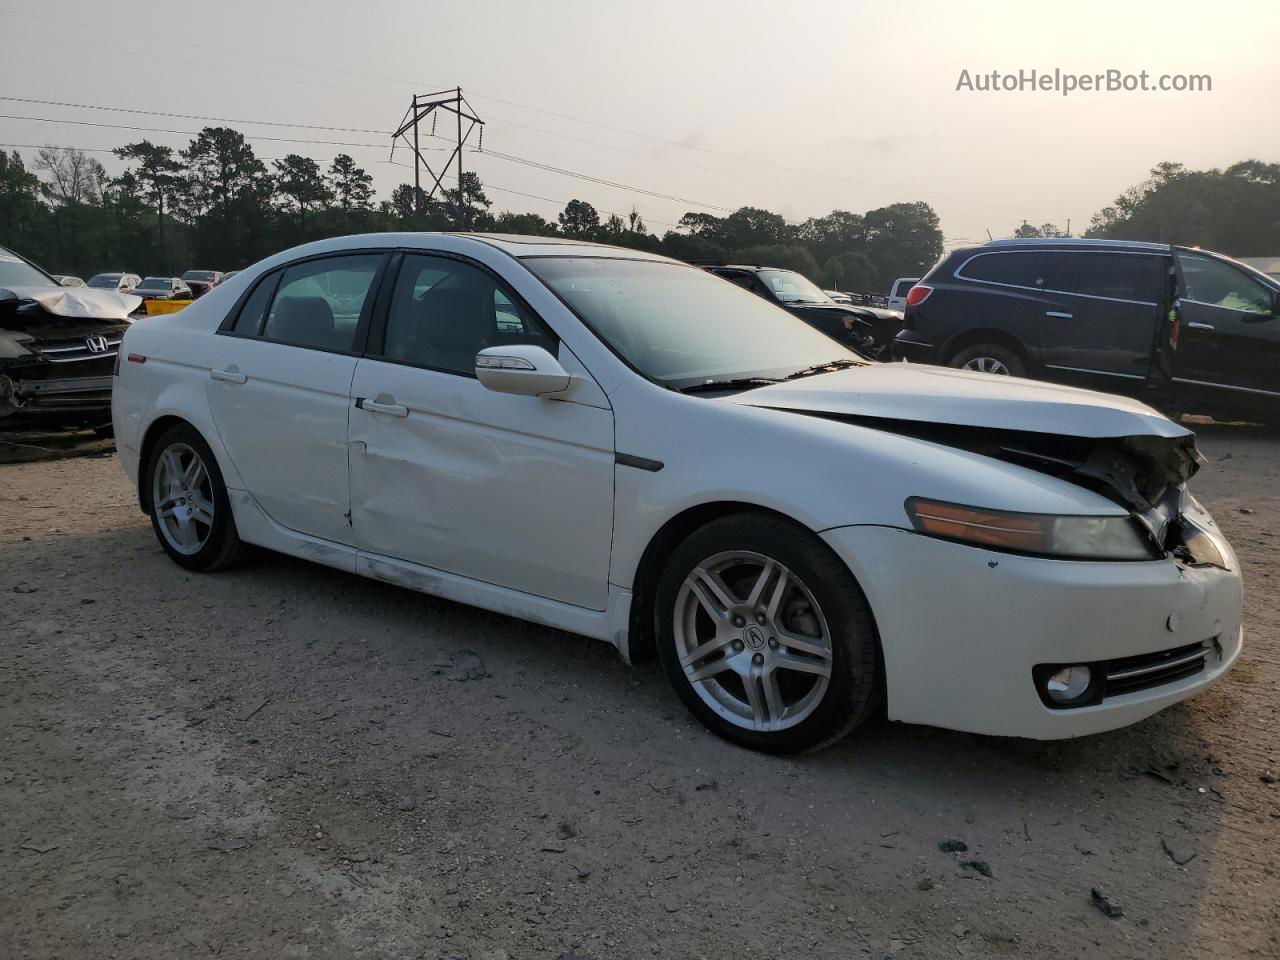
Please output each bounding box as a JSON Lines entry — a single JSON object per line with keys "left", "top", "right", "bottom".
{"left": 0, "top": 126, "right": 945, "bottom": 292}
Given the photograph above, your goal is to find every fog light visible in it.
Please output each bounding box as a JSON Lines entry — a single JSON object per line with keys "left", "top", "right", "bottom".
{"left": 1045, "top": 665, "right": 1092, "bottom": 703}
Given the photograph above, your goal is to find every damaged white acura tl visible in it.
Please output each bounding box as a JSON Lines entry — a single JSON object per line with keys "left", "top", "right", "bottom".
{"left": 112, "top": 234, "right": 1243, "bottom": 753}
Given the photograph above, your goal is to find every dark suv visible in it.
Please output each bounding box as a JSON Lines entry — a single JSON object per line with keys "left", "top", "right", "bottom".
{"left": 703, "top": 264, "right": 903, "bottom": 357}
{"left": 892, "top": 238, "right": 1280, "bottom": 418}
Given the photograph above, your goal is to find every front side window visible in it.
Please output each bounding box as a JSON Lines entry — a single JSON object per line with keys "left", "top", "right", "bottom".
{"left": 259, "top": 254, "right": 383, "bottom": 351}
{"left": 526, "top": 257, "right": 856, "bottom": 385}
{"left": 1178, "top": 252, "right": 1275, "bottom": 314}
{"left": 959, "top": 252, "right": 1072, "bottom": 289}
{"left": 379, "top": 254, "right": 556, "bottom": 375}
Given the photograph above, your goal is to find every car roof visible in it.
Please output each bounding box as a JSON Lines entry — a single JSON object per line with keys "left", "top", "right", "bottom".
{"left": 456, "top": 233, "right": 676, "bottom": 262}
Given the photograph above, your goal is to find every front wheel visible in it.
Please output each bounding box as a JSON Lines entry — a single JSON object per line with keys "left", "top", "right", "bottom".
{"left": 146, "top": 423, "right": 248, "bottom": 571}
{"left": 656, "top": 514, "right": 881, "bottom": 754}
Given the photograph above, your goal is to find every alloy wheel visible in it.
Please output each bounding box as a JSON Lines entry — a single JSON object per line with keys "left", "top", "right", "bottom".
{"left": 152, "top": 442, "right": 215, "bottom": 556}
{"left": 962, "top": 355, "right": 1011, "bottom": 375}
{"left": 674, "top": 551, "right": 833, "bottom": 732}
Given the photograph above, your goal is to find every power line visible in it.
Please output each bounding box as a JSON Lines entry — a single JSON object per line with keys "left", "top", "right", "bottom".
{"left": 0, "top": 96, "right": 391, "bottom": 135}
{"left": 0, "top": 113, "right": 396, "bottom": 150}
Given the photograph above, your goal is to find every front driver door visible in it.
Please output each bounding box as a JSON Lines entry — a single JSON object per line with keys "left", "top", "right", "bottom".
{"left": 1173, "top": 249, "right": 1280, "bottom": 396}
{"left": 347, "top": 252, "right": 615, "bottom": 610}
{"left": 205, "top": 252, "right": 386, "bottom": 545}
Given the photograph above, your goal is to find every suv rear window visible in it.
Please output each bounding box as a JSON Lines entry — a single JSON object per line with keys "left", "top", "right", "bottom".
{"left": 958, "top": 252, "right": 1071, "bottom": 289}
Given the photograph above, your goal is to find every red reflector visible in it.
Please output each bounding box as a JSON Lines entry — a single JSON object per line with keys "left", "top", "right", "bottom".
{"left": 905, "top": 285, "right": 933, "bottom": 308}
{"left": 127, "top": 353, "right": 147, "bottom": 363}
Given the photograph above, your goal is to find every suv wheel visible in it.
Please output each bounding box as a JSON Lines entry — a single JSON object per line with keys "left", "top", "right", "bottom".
{"left": 949, "top": 342, "right": 1025, "bottom": 377}
{"left": 656, "top": 513, "right": 881, "bottom": 754}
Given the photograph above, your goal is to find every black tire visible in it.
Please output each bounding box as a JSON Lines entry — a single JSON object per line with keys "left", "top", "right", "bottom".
{"left": 949, "top": 342, "right": 1026, "bottom": 377}
{"left": 145, "top": 422, "right": 248, "bottom": 572}
{"left": 655, "top": 513, "right": 881, "bottom": 754}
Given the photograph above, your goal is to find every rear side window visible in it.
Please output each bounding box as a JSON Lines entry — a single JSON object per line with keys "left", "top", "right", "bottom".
{"left": 959, "top": 252, "right": 1071, "bottom": 289}
{"left": 1065, "top": 254, "right": 1165, "bottom": 302}
{"left": 260, "top": 254, "right": 383, "bottom": 352}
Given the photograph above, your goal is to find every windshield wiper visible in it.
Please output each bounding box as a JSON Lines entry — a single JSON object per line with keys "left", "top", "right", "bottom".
{"left": 677, "top": 376, "right": 781, "bottom": 394}
{"left": 782, "top": 359, "right": 863, "bottom": 381}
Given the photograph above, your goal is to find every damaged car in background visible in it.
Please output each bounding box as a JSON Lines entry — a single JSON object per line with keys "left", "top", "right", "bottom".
{"left": 112, "top": 234, "right": 1243, "bottom": 754}
{"left": 1, "top": 245, "right": 138, "bottom": 431}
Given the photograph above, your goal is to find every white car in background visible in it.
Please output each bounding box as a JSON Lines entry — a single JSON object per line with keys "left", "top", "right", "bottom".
{"left": 887, "top": 276, "right": 919, "bottom": 311}
{"left": 111, "top": 234, "right": 1242, "bottom": 753}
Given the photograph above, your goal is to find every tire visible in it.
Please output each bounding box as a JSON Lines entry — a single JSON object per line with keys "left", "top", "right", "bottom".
{"left": 949, "top": 342, "right": 1026, "bottom": 377}
{"left": 145, "top": 422, "right": 248, "bottom": 572}
{"left": 655, "top": 513, "right": 881, "bottom": 754}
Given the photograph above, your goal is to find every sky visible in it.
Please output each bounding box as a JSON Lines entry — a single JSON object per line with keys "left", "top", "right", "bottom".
{"left": 1, "top": 0, "right": 1277, "bottom": 250}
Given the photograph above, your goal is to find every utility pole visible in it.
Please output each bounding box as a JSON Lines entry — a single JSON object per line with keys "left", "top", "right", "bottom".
{"left": 390, "top": 88, "right": 484, "bottom": 230}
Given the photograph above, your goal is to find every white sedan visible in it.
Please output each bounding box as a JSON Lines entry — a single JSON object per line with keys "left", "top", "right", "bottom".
{"left": 111, "top": 234, "right": 1243, "bottom": 753}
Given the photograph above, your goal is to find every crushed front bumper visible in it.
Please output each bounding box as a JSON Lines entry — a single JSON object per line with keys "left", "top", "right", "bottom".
{"left": 821, "top": 523, "right": 1243, "bottom": 739}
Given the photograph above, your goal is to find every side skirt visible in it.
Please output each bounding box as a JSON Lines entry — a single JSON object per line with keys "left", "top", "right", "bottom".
{"left": 227, "top": 489, "right": 633, "bottom": 657}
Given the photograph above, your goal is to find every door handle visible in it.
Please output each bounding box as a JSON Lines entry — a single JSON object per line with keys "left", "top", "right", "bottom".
{"left": 210, "top": 368, "right": 247, "bottom": 384}
{"left": 1044, "top": 311, "right": 1073, "bottom": 319}
{"left": 1186, "top": 322, "right": 1215, "bottom": 331}
{"left": 356, "top": 397, "right": 409, "bottom": 418}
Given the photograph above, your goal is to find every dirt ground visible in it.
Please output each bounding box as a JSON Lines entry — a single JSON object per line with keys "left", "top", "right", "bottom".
{"left": 2, "top": 420, "right": 1278, "bottom": 960}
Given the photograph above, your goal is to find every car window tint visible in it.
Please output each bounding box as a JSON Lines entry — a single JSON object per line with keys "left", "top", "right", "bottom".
{"left": 232, "top": 273, "right": 279, "bottom": 334}
{"left": 960, "top": 252, "right": 1071, "bottom": 288}
{"left": 1179, "top": 252, "right": 1273, "bottom": 313}
{"left": 381, "top": 254, "right": 556, "bottom": 375}
{"left": 1067, "top": 254, "right": 1165, "bottom": 302}
{"left": 260, "top": 255, "right": 382, "bottom": 351}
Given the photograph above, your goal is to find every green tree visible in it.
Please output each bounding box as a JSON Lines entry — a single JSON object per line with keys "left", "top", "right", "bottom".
{"left": 441, "top": 171, "right": 492, "bottom": 230}
{"left": 327, "top": 154, "right": 374, "bottom": 213}
{"left": 114, "top": 140, "right": 183, "bottom": 271}
{"left": 730, "top": 243, "right": 819, "bottom": 278}
{"left": 273, "top": 154, "right": 332, "bottom": 232}
{"left": 0, "top": 150, "right": 48, "bottom": 257}
{"left": 558, "top": 198, "right": 600, "bottom": 238}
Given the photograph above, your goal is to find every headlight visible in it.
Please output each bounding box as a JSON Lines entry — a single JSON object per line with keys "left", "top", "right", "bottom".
{"left": 905, "top": 497, "right": 1159, "bottom": 561}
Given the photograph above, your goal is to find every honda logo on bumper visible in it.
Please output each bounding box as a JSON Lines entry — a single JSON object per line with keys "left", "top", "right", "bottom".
{"left": 85, "top": 336, "right": 109, "bottom": 353}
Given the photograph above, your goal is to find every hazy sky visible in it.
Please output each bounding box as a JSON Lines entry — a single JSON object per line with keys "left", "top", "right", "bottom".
{"left": 2, "top": 0, "right": 1277, "bottom": 249}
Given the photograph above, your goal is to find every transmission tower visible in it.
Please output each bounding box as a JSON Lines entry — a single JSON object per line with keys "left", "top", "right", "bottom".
{"left": 390, "top": 87, "right": 484, "bottom": 230}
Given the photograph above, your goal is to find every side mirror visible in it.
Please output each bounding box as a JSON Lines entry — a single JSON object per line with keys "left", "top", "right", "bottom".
{"left": 475, "top": 345, "right": 574, "bottom": 397}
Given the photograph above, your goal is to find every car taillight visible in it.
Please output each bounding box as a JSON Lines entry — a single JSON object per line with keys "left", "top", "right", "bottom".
{"left": 905, "top": 285, "right": 933, "bottom": 308}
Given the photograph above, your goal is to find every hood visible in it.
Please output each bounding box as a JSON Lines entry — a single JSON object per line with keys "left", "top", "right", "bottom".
{"left": 730, "top": 364, "right": 1200, "bottom": 514}
{"left": 731, "top": 364, "right": 1187, "bottom": 439}
{"left": 1, "top": 285, "right": 142, "bottom": 321}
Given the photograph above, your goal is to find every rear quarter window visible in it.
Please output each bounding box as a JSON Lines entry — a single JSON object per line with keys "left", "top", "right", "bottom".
{"left": 958, "top": 252, "right": 1072, "bottom": 289}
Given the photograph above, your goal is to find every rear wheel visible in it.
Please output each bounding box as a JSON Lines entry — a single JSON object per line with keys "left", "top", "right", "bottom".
{"left": 949, "top": 342, "right": 1026, "bottom": 377}
{"left": 656, "top": 514, "right": 881, "bottom": 754}
{"left": 146, "top": 423, "right": 247, "bottom": 571}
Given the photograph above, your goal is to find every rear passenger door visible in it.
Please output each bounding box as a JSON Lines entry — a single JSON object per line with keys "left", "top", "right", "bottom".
{"left": 1037, "top": 252, "right": 1167, "bottom": 390}
{"left": 347, "top": 252, "right": 615, "bottom": 610}
{"left": 206, "top": 252, "right": 386, "bottom": 545}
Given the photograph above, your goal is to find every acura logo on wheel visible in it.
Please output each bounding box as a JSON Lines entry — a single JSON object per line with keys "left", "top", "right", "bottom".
{"left": 85, "top": 336, "right": 109, "bottom": 353}
{"left": 743, "top": 625, "right": 767, "bottom": 650}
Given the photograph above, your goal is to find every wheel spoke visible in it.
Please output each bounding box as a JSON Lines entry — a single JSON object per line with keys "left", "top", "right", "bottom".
{"left": 744, "top": 668, "right": 768, "bottom": 730}
{"left": 160, "top": 449, "right": 183, "bottom": 484}
{"left": 775, "top": 629, "right": 830, "bottom": 660}
{"left": 765, "top": 569, "right": 791, "bottom": 621}
{"left": 183, "top": 456, "right": 207, "bottom": 490}
{"left": 687, "top": 657, "right": 734, "bottom": 683}
{"left": 189, "top": 494, "right": 215, "bottom": 526}
{"left": 686, "top": 566, "right": 736, "bottom": 622}
{"left": 744, "top": 559, "right": 777, "bottom": 608}
{"left": 761, "top": 667, "right": 785, "bottom": 727}
{"left": 680, "top": 634, "right": 733, "bottom": 668}
{"left": 174, "top": 514, "right": 198, "bottom": 550}
{"left": 775, "top": 651, "right": 832, "bottom": 679}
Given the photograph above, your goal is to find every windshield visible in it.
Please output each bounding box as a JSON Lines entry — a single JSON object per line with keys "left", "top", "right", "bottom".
{"left": 88, "top": 274, "right": 122, "bottom": 288}
{"left": 526, "top": 257, "right": 855, "bottom": 386}
{"left": 183, "top": 271, "right": 215, "bottom": 281}
{"left": 0, "top": 248, "right": 56, "bottom": 287}
{"left": 138, "top": 277, "right": 170, "bottom": 289}
{"left": 755, "top": 269, "right": 832, "bottom": 304}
